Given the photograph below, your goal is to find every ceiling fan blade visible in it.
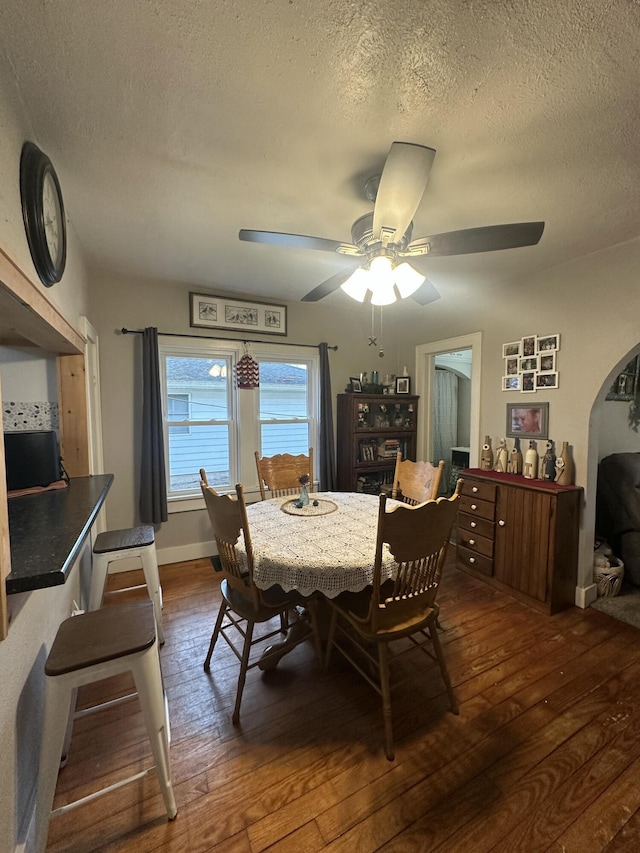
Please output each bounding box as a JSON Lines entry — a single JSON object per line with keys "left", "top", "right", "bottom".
{"left": 410, "top": 222, "right": 545, "bottom": 257}
{"left": 301, "top": 266, "right": 359, "bottom": 302}
{"left": 410, "top": 279, "right": 441, "bottom": 306}
{"left": 372, "top": 142, "right": 436, "bottom": 243}
{"left": 239, "top": 229, "right": 360, "bottom": 255}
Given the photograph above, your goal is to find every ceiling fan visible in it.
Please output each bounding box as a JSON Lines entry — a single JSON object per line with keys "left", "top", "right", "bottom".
{"left": 239, "top": 142, "right": 545, "bottom": 306}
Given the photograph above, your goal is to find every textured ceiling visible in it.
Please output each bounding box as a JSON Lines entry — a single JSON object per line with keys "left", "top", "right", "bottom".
{"left": 1, "top": 0, "right": 640, "bottom": 308}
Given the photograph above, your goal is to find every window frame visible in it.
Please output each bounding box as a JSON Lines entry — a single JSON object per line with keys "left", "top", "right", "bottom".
{"left": 158, "top": 336, "right": 319, "bottom": 513}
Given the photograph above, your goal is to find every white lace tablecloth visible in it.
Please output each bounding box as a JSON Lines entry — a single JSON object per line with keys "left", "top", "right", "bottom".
{"left": 243, "top": 491, "right": 401, "bottom": 598}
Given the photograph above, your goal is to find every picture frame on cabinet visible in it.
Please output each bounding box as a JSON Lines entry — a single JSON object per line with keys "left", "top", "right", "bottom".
{"left": 506, "top": 402, "right": 549, "bottom": 439}
{"left": 350, "top": 377, "right": 362, "bottom": 392}
{"left": 395, "top": 376, "right": 411, "bottom": 394}
{"left": 502, "top": 341, "right": 521, "bottom": 358}
{"left": 502, "top": 375, "right": 521, "bottom": 391}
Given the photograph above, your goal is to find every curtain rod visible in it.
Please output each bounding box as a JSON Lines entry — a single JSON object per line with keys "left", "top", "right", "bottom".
{"left": 120, "top": 328, "right": 338, "bottom": 350}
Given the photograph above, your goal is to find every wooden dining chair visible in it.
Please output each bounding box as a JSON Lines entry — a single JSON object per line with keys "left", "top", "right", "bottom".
{"left": 254, "top": 448, "right": 314, "bottom": 500}
{"left": 199, "top": 470, "right": 320, "bottom": 724}
{"left": 324, "top": 480, "right": 463, "bottom": 761}
{"left": 391, "top": 452, "right": 445, "bottom": 504}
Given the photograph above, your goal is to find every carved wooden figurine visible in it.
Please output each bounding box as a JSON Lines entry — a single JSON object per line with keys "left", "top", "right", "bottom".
{"left": 494, "top": 438, "right": 508, "bottom": 473}
{"left": 541, "top": 439, "right": 556, "bottom": 481}
{"left": 480, "top": 435, "right": 493, "bottom": 471}
{"left": 524, "top": 440, "right": 538, "bottom": 479}
{"left": 508, "top": 437, "right": 523, "bottom": 474}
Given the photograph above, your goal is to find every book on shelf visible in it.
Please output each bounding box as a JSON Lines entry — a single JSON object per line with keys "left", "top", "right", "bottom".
{"left": 379, "top": 438, "right": 400, "bottom": 459}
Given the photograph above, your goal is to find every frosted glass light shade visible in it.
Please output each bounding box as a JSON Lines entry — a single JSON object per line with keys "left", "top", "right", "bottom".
{"left": 393, "top": 262, "right": 425, "bottom": 298}
{"left": 370, "top": 281, "right": 396, "bottom": 305}
{"left": 340, "top": 268, "right": 369, "bottom": 302}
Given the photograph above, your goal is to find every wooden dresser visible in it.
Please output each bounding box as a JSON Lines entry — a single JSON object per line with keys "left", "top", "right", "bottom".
{"left": 456, "top": 469, "right": 583, "bottom": 614}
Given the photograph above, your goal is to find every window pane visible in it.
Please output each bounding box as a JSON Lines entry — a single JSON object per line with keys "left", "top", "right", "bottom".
{"left": 166, "top": 357, "right": 229, "bottom": 420}
{"left": 165, "top": 355, "right": 233, "bottom": 494}
{"left": 261, "top": 422, "right": 310, "bottom": 456}
{"left": 259, "top": 362, "right": 308, "bottom": 419}
{"left": 167, "top": 424, "right": 231, "bottom": 492}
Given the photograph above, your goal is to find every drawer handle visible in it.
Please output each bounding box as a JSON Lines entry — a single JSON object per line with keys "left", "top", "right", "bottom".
{"left": 469, "top": 538, "right": 475, "bottom": 545}
{"left": 472, "top": 486, "right": 478, "bottom": 492}
{"left": 471, "top": 504, "right": 477, "bottom": 510}
{"left": 499, "top": 519, "right": 505, "bottom": 526}
{"left": 470, "top": 521, "right": 477, "bottom": 528}
{"left": 469, "top": 557, "right": 475, "bottom": 564}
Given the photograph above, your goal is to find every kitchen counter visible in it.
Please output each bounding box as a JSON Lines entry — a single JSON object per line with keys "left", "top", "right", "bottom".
{"left": 6, "top": 474, "right": 114, "bottom": 594}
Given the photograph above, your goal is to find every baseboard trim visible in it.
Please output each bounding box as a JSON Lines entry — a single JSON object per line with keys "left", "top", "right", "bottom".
{"left": 575, "top": 583, "right": 598, "bottom": 609}
{"left": 157, "top": 541, "right": 216, "bottom": 566}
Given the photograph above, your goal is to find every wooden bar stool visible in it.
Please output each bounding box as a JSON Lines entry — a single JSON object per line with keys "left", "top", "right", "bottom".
{"left": 35, "top": 600, "right": 177, "bottom": 853}
{"left": 89, "top": 525, "right": 164, "bottom": 643}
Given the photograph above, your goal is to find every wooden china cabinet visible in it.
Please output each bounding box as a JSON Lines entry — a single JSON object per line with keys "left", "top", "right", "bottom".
{"left": 336, "top": 392, "right": 418, "bottom": 494}
{"left": 456, "top": 469, "right": 583, "bottom": 614}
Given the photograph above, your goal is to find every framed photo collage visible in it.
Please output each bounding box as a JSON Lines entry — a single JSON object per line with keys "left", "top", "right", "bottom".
{"left": 501, "top": 333, "right": 560, "bottom": 393}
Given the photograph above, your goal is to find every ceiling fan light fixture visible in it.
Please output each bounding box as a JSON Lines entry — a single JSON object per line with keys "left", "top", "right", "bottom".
{"left": 340, "top": 267, "right": 370, "bottom": 302}
{"left": 393, "top": 261, "right": 425, "bottom": 298}
{"left": 370, "top": 279, "right": 397, "bottom": 305}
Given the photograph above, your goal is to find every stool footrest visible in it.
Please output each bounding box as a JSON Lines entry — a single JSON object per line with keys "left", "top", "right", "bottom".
{"left": 74, "top": 692, "right": 137, "bottom": 719}
{"left": 50, "top": 766, "right": 156, "bottom": 818}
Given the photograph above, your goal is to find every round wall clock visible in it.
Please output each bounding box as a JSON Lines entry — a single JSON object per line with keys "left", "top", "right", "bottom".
{"left": 20, "top": 141, "right": 67, "bottom": 287}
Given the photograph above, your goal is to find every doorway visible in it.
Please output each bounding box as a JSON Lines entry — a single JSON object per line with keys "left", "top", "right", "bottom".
{"left": 415, "top": 333, "right": 482, "bottom": 493}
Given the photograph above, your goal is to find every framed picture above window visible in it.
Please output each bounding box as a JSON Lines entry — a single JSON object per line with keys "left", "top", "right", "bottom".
{"left": 189, "top": 292, "right": 287, "bottom": 336}
{"left": 506, "top": 402, "right": 549, "bottom": 439}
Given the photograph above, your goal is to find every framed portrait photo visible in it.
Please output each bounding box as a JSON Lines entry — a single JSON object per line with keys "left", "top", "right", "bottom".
{"left": 395, "top": 376, "right": 411, "bottom": 394}
{"left": 189, "top": 292, "right": 287, "bottom": 336}
{"left": 521, "top": 370, "right": 536, "bottom": 393}
{"left": 502, "top": 341, "right": 521, "bottom": 359}
{"left": 502, "top": 375, "right": 521, "bottom": 391}
{"left": 506, "top": 402, "right": 549, "bottom": 439}
{"left": 520, "top": 356, "right": 538, "bottom": 372}
{"left": 536, "top": 372, "right": 559, "bottom": 390}
{"left": 521, "top": 335, "right": 537, "bottom": 358}
{"left": 537, "top": 333, "right": 560, "bottom": 352}
{"left": 350, "top": 377, "right": 362, "bottom": 392}
{"left": 505, "top": 357, "right": 519, "bottom": 376}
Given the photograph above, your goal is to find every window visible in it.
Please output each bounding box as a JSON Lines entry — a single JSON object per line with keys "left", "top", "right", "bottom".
{"left": 258, "top": 360, "right": 311, "bottom": 456}
{"left": 159, "top": 339, "right": 319, "bottom": 509}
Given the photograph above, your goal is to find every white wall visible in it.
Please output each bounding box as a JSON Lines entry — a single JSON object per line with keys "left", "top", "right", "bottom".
{"left": 0, "top": 58, "right": 92, "bottom": 853}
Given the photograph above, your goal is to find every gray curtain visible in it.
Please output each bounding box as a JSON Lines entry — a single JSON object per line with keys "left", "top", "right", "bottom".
{"left": 319, "top": 342, "right": 336, "bottom": 490}
{"left": 433, "top": 368, "right": 458, "bottom": 496}
{"left": 140, "top": 327, "right": 167, "bottom": 523}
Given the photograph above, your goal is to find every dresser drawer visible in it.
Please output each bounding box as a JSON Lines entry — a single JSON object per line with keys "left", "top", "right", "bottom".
{"left": 457, "top": 545, "right": 494, "bottom": 576}
{"left": 457, "top": 528, "right": 494, "bottom": 558}
{"left": 459, "top": 494, "right": 496, "bottom": 521}
{"left": 461, "top": 478, "right": 497, "bottom": 502}
{"left": 458, "top": 512, "right": 495, "bottom": 540}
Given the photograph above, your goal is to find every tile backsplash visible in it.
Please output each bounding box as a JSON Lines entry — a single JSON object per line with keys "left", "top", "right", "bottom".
{"left": 2, "top": 401, "right": 59, "bottom": 431}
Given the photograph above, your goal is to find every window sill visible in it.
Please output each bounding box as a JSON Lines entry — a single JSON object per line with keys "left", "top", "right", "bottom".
{"left": 167, "top": 486, "right": 262, "bottom": 514}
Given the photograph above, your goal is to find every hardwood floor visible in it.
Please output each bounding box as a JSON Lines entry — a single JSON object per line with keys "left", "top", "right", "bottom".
{"left": 45, "top": 556, "right": 640, "bottom": 852}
